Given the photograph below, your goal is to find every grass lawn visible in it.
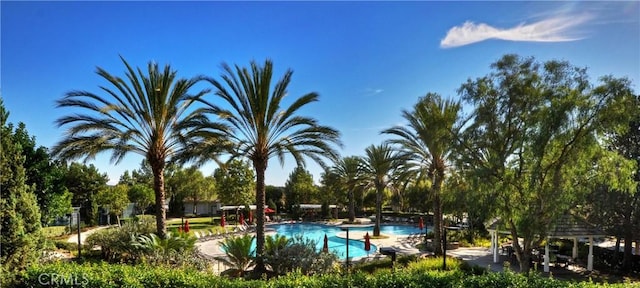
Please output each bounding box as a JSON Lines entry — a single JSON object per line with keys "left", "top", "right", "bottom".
{"left": 166, "top": 216, "right": 228, "bottom": 235}
{"left": 167, "top": 217, "right": 219, "bottom": 225}
{"left": 42, "top": 226, "right": 67, "bottom": 238}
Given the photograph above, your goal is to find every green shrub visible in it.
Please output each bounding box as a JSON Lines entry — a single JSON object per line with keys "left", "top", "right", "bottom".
{"left": 262, "top": 234, "right": 338, "bottom": 276}
{"left": 84, "top": 218, "right": 157, "bottom": 262}
{"left": 53, "top": 240, "right": 78, "bottom": 252}
{"left": 15, "top": 259, "right": 640, "bottom": 288}
{"left": 216, "top": 234, "right": 255, "bottom": 277}
{"left": 130, "top": 232, "right": 207, "bottom": 270}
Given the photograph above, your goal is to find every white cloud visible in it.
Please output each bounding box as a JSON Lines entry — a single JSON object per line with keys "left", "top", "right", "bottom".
{"left": 440, "top": 14, "right": 592, "bottom": 48}
{"left": 363, "top": 88, "right": 384, "bottom": 97}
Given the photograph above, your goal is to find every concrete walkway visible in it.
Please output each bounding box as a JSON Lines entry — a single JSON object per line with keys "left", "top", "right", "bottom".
{"left": 66, "top": 225, "right": 110, "bottom": 244}
{"left": 447, "top": 247, "right": 507, "bottom": 272}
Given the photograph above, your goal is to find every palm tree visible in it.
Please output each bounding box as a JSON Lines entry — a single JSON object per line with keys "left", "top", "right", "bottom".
{"left": 201, "top": 59, "right": 341, "bottom": 272}
{"left": 51, "top": 57, "right": 214, "bottom": 238}
{"left": 332, "top": 156, "right": 363, "bottom": 222}
{"left": 382, "top": 93, "right": 461, "bottom": 255}
{"left": 215, "top": 234, "right": 255, "bottom": 277}
{"left": 360, "top": 144, "right": 405, "bottom": 236}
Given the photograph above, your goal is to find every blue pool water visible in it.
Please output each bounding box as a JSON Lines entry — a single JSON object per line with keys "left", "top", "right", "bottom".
{"left": 220, "top": 223, "right": 427, "bottom": 260}
{"left": 350, "top": 224, "right": 427, "bottom": 236}
{"left": 274, "top": 223, "right": 426, "bottom": 259}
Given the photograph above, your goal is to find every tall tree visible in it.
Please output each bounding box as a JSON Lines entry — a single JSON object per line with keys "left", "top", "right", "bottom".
{"left": 200, "top": 59, "right": 341, "bottom": 272}
{"left": 214, "top": 159, "right": 255, "bottom": 205}
{"left": 63, "top": 163, "right": 109, "bottom": 226}
{"left": 332, "top": 156, "right": 364, "bottom": 222}
{"left": 284, "top": 166, "right": 319, "bottom": 211}
{"left": 585, "top": 94, "right": 640, "bottom": 271}
{"left": 96, "top": 184, "right": 130, "bottom": 225}
{"left": 360, "top": 144, "right": 404, "bottom": 236}
{"left": 0, "top": 99, "right": 45, "bottom": 282}
{"left": 319, "top": 167, "right": 345, "bottom": 218}
{"left": 12, "top": 123, "right": 72, "bottom": 225}
{"left": 51, "top": 57, "right": 212, "bottom": 238}
{"left": 173, "top": 166, "right": 216, "bottom": 215}
{"left": 457, "top": 54, "right": 637, "bottom": 272}
{"left": 127, "top": 184, "right": 154, "bottom": 215}
{"left": 265, "top": 185, "right": 285, "bottom": 213}
{"left": 383, "top": 93, "right": 461, "bottom": 254}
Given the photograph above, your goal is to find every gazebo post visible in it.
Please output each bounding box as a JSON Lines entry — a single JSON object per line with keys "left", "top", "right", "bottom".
{"left": 544, "top": 238, "right": 550, "bottom": 272}
{"left": 588, "top": 237, "right": 593, "bottom": 271}
{"left": 492, "top": 231, "right": 499, "bottom": 263}
{"left": 572, "top": 238, "right": 578, "bottom": 259}
{"left": 489, "top": 231, "right": 493, "bottom": 253}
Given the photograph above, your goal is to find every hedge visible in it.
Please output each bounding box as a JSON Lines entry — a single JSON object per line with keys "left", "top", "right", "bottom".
{"left": 15, "top": 261, "right": 640, "bottom": 288}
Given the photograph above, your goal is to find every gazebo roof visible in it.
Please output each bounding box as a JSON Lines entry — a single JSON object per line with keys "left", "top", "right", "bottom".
{"left": 486, "top": 213, "right": 605, "bottom": 238}
{"left": 547, "top": 213, "right": 605, "bottom": 238}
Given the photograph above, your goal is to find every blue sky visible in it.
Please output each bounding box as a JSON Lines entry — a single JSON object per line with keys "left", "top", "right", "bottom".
{"left": 2, "top": 1, "right": 639, "bottom": 186}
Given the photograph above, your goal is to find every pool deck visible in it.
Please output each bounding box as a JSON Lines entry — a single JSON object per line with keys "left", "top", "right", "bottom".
{"left": 195, "top": 218, "right": 429, "bottom": 273}
{"left": 195, "top": 220, "right": 508, "bottom": 274}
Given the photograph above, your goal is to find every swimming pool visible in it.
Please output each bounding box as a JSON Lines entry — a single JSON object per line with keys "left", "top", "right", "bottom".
{"left": 220, "top": 223, "right": 427, "bottom": 260}
{"left": 270, "top": 223, "right": 427, "bottom": 259}
{"left": 267, "top": 223, "right": 375, "bottom": 259}
{"left": 350, "top": 224, "right": 427, "bottom": 236}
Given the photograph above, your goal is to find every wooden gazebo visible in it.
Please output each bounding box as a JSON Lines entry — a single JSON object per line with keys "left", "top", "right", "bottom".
{"left": 487, "top": 213, "right": 605, "bottom": 272}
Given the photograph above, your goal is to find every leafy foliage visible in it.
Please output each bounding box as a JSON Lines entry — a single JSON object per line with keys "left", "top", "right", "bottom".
{"left": 384, "top": 93, "right": 462, "bottom": 255}
{"left": 168, "top": 166, "right": 216, "bottom": 215}
{"left": 62, "top": 162, "right": 109, "bottom": 226}
{"left": 330, "top": 156, "right": 364, "bottom": 222}
{"left": 84, "top": 216, "right": 156, "bottom": 261}
{"left": 11, "top": 122, "right": 72, "bottom": 225}
{"left": 128, "top": 183, "right": 154, "bottom": 215}
{"left": 216, "top": 234, "right": 255, "bottom": 277}
{"left": 17, "top": 259, "right": 639, "bottom": 288}
{"left": 284, "top": 167, "right": 319, "bottom": 214}
{"left": 96, "top": 184, "right": 130, "bottom": 224}
{"left": 52, "top": 57, "right": 212, "bottom": 238}
{"left": 359, "top": 143, "right": 407, "bottom": 236}
{"left": 214, "top": 159, "right": 255, "bottom": 205}
{"left": 263, "top": 234, "right": 338, "bottom": 276}
{"left": 456, "top": 54, "right": 637, "bottom": 272}
{"left": 0, "top": 99, "right": 46, "bottom": 283}
{"left": 199, "top": 59, "right": 342, "bottom": 272}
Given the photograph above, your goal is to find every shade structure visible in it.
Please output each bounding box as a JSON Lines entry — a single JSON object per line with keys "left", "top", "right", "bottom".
{"left": 323, "top": 234, "right": 329, "bottom": 253}
{"left": 239, "top": 213, "right": 245, "bottom": 225}
{"left": 249, "top": 210, "right": 253, "bottom": 224}
{"left": 220, "top": 214, "right": 225, "bottom": 227}
{"left": 184, "top": 220, "right": 190, "bottom": 233}
{"left": 364, "top": 232, "right": 371, "bottom": 252}
{"left": 418, "top": 217, "right": 424, "bottom": 230}
{"left": 265, "top": 207, "right": 276, "bottom": 214}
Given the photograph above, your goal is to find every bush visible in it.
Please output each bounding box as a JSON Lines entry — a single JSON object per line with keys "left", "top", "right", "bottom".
{"left": 16, "top": 260, "right": 640, "bottom": 288}
{"left": 216, "top": 234, "right": 255, "bottom": 277}
{"left": 53, "top": 240, "right": 78, "bottom": 252}
{"left": 130, "top": 232, "right": 208, "bottom": 270}
{"left": 263, "top": 234, "right": 338, "bottom": 276}
{"left": 83, "top": 218, "right": 208, "bottom": 270}
{"left": 84, "top": 217, "right": 157, "bottom": 262}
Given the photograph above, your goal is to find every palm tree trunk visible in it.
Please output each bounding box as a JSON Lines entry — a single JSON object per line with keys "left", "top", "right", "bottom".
{"left": 254, "top": 160, "right": 267, "bottom": 273}
{"left": 374, "top": 183, "right": 383, "bottom": 236}
{"left": 433, "top": 193, "right": 442, "bottom": 255}
{"left": 348, "top": 189, "right": 355, "bottom": 222}
{"left": 151, "top": 162, "right": 167, "bottom": 239}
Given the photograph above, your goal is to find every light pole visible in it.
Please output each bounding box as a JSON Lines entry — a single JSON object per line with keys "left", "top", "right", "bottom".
{"left": 340, "top": 227, "right": 350, "bottom": 268}
{"left": 72, "top": 206, "right": 81, "bottom": 258}
{"left": 442, "top": 225, "right": 460, "bottom": 270}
